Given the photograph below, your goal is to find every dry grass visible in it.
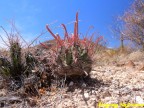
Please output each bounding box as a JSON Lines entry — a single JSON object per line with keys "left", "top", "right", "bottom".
{"left": 0, "top": 48, "right": 9, "bottom": 57}
{"left": 93, "top": 46, "right": 144, "bottom": 66}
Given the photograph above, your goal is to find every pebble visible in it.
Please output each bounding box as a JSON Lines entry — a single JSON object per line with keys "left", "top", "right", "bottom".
{"left": 135, "top": 96, "right": 144, "bottom": 104}
{"left": 84, "top": 92, "right": 89, "bottom": 100}
{"left": 69, "top": 81, "right": 74, "bottom": 86}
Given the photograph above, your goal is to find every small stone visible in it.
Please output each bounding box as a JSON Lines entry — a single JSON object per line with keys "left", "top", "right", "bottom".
{"left": 32, "top": 70, "right": 36, "bottom": 73}
{"left": 69, "top": 81, "right": 74, "bottom": 86}
{"left": 82, "top": 83, "right": 86, "bottom": 87}
{"left": 135, "top": 96, "right": 144, "bottom": 104}
{"left": 84, "top": 92, "right": 89, "bottom": 100}
{"left": 125, "top": 60, "right": 135, "bottom": 68}
{"left": 91, "top": 90, "right": 95, "bottom": 94}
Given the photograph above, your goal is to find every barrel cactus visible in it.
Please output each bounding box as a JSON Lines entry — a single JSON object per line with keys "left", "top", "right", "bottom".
{"left": 41, "top": 12, "right": 103, "bottom": 77}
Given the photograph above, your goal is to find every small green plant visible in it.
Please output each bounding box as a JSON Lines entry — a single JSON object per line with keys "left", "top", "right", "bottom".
{"left": 10, "top": 41, "right": 23, "bottom": 79}
{"left": 0, "top": 26, "right": 23, "bottom": 80}
{"left": 0, "top": 25, "right": 38, "bottom": 90}
{"left": 41, "top": 12, "right": 103, "bottom": 77}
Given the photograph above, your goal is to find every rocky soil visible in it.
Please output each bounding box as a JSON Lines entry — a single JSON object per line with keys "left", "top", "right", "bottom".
{"left": 0, "top": 51, "right": 144, "bottom": 108}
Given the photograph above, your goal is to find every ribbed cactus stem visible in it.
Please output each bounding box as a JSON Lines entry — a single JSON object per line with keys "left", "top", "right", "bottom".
{"left": 10, "top": 42, "right": 22, "bottom": 77}
{"left": 65, "top": 49, "right": 73, "bottom": 65}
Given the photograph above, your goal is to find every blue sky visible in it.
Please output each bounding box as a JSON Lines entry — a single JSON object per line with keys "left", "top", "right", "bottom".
{"left": 0, "top": 0, "right": 134, "bottom": 48}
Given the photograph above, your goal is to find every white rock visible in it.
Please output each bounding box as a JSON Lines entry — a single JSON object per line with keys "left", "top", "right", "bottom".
{"left": 135, "top": 96, "right": 144, "bottom": 104}
{"left": 84, "top": 92, "right": 89, "bottom": 100}
{"left": 32, "top": 70, "right": 36, "bottom": 73}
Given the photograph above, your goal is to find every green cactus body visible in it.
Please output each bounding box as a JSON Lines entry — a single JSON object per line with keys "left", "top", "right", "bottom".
{"left": 80, "top": 49, "right": 88, "bottom": 61}
{"left": 10, "top": 42, "right": 22, "bottom": 77}
{"left": 65, "top": 49, "right": 73, "bottom": 65}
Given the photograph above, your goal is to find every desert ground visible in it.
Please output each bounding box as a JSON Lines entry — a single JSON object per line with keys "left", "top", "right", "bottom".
{"left": 0, "top": 48, "right": 144, "bottom": 108}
